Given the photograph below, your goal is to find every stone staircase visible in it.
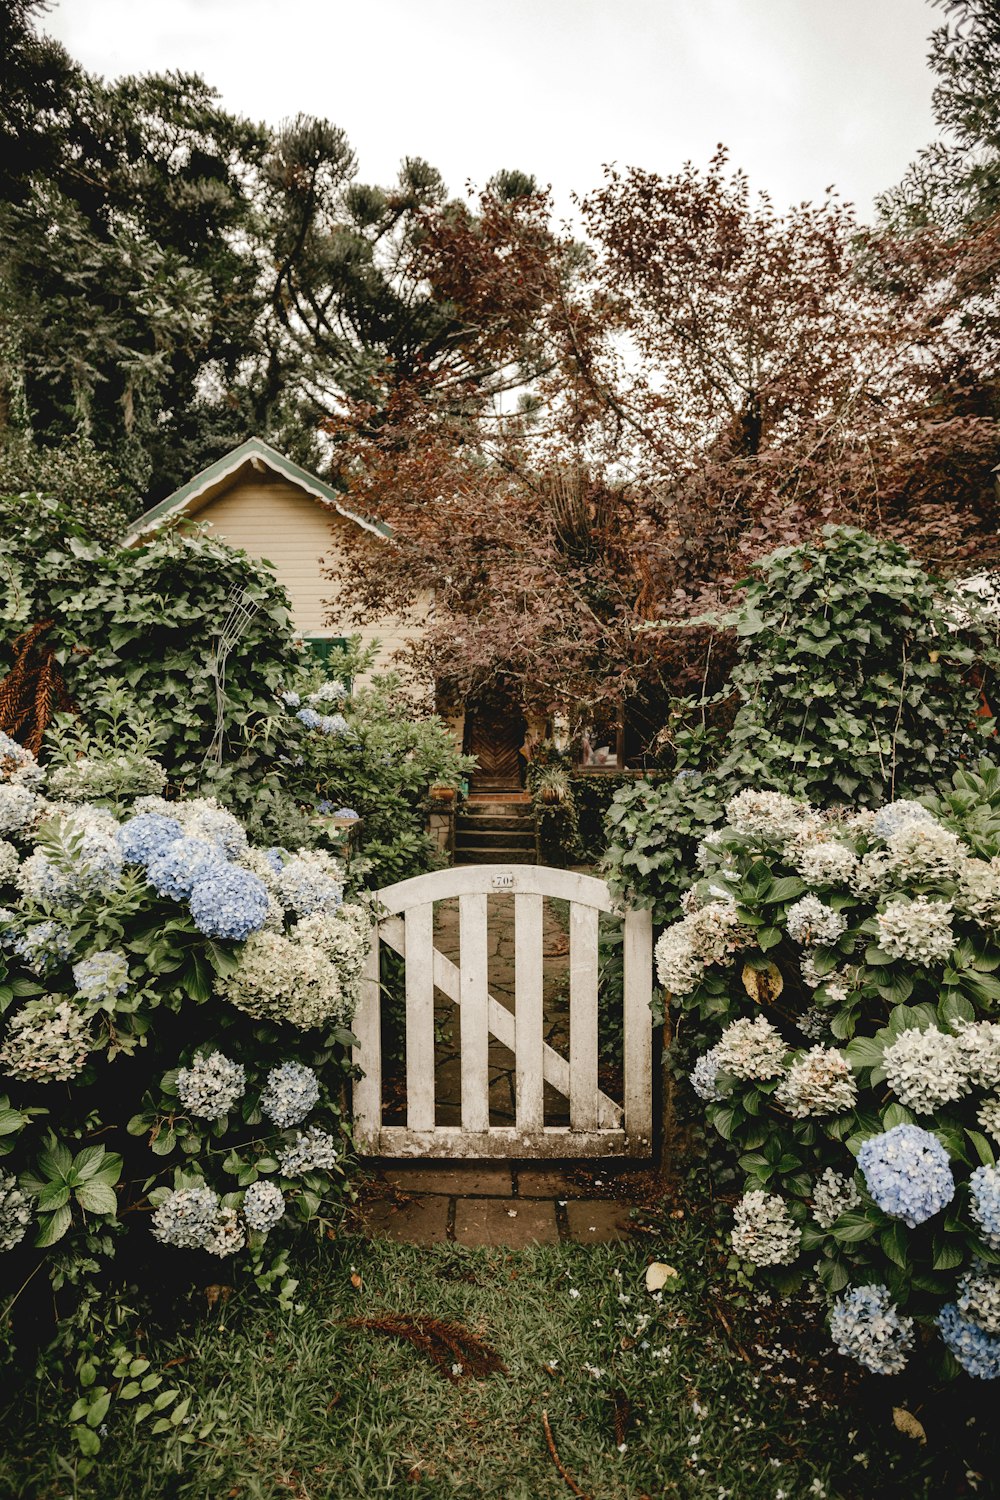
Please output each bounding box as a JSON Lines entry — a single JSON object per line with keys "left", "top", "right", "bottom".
{"left": 455, "top": 795, "right": 537, "bottom": 865}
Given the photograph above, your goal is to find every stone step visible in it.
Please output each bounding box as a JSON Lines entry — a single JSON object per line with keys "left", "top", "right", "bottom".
{"left": 462, "top": 802, "right": 534, "bottom": 818}
{"left": 455, "top": 826, "right": 536, "bottom": 850}
{"left": 454, "top": 846, "right": 538, "bottom": 865}
{"left": 456, "top": 813, "right": 534, "bottom": 833}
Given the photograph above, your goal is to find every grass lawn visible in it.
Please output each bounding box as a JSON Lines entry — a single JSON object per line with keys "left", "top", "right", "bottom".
{"left": 1, "top": 1192, "right": 993, "bottom": 1500}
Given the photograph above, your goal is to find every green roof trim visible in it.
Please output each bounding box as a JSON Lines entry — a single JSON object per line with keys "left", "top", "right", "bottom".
{"left": 122, "top": 436, "right": 392, "bottom": 543}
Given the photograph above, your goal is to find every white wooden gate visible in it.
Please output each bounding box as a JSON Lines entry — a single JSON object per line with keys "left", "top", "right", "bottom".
{"left": 352, "top": 864, "right": 653, "bottom": 1158}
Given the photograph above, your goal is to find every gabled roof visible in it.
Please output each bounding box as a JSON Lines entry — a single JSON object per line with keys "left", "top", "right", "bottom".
{"left": 122, "top": 436, "right": 392, "bottom": 544}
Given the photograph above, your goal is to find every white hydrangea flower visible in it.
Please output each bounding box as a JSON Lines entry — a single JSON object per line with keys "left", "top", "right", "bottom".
{"left": 695, "top": 829, "right": 724, "bottom": 869}
{"left": 242, "top": 1179, "right": 286, "bottom": 1232}
{"left": 811, "top": 1167, "right": 861, "bottom": 1229}
{"left": 714, "top": 1016, "right": 787, "bottom": 1080}
{"left": 785, "top": 895, "right": 846, "bottom": 947}
{"left": 797, "top": 1005, "right": 832, "bottom": 1041}
{"left": 216, "top": 927, "right": 348, "bottom": 1030}
{"left": 800, "top": 953, "right": 824, "bottom": 990}
{"left": 876, "top": 897, "right": 954, "bottom": 965}
{"left": 731, "top": 1191, "right": 801, "bottom": 1265}
{"left": 872, "top": 800, "right": 937, "bottom": 840}
{"left": 308, "top": 680, "right": 348, "bottom": 705}
{"left": 175, "top": 1051, "right": 246, "bottom": 1120}
{"left": 275, "top": 850, "right": 345, "bottom": 917}
{"left": 0, "top": 1170, "right": 33, "bottom": 1252}
{"left": 0, "top": 997, "right": 92, "bottom": 1082}
{"left": 726, "top": 790, "right": 809, "bottom": 844}
{"left": 775, "top": 1047, "right": 858, "bottom": 1118}
{"left": 978, "top": 1095, "right": 1000, "bottom": 1146}
{"left": 0, "top": 784, "right": 40, "bottom": 836}
{"left": 203, "top": 1205, "right": 246, "bottom": 1257}
{"left": 884, "top": 821, "right": 965, "bottom": 883}
{"left": 953, "top": 1020, "right": 1000, "bottom": 1088}
{"left": 654, "top": 901, "right": 753, "bottom": 996}
{"left": 174, "top": 797, "right": 248, "bottom": 859}
{"left": 0, "top": 840, "right": 18, "bottom": 885}
{"left": 260, "top": 1061, "right": 320, "bottom": 1128}
{"left": 792, "top": 842, "right": 859, "bottom": 887}
{"left": 956, "top": 858, "right": 1000, "bottom": 927}
{"left": 882, "top": 1026, "right": 970, "bottom": 1114}
{"left": 849, "top": 849, "right": 894, "bottom": 897}
{"left": 0, "top": 732, "right": 44, "bottom": 788}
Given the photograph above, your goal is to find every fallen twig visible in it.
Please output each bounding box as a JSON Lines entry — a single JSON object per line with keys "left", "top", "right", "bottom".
{"left": 541, "top": 1409, "right": 592, "bottom": 1500}
{"left": 346, "top": 1314, "right": 506, "bottom": 1382}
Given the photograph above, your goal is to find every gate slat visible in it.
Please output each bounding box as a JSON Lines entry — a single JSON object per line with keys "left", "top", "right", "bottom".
{"left": 623, "top": 907, "right": 654, "bottom": 1151}
{"left": 459, "top": 892, "right": 490, "bottom": 1132}
{"left": 514, "top": 892, "right": 544, "bottom": 1133}
{"left": 352, "top": 930, "right": 382, "bottom": 1151}
{"left": 405, "top": 904, "right": 435, "bottom": 1131}
{"left": 569, "top": 903, "right": 599, "bottom": 1130}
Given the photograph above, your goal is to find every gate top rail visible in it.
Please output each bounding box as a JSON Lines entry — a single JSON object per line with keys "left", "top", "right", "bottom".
{"left": 375, "top": 862, "right": 618, "bottom": 916}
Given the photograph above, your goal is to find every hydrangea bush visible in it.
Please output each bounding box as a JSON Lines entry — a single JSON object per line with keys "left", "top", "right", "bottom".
{"left": 0, "top": 730, "right": 373, "bottom": 1331}
{"left": 657, "top": 774, "right": 1000, "bottom": 1380}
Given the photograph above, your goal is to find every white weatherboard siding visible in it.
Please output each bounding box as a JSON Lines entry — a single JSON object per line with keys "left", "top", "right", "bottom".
{"left": 188, "top": 478, "right": 424, "bottom": 683}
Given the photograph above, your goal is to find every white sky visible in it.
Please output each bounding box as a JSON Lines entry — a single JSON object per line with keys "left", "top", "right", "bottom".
{"left": 46, "top": 0, "right": 940, "bottom": 222}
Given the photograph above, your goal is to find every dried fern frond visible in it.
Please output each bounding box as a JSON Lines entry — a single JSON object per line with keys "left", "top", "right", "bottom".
{"left": 346, "top": 1314, "right": 506, "bottom": 1381}
{"left": 0, "top": 620, "right": 72, "bottom": 756}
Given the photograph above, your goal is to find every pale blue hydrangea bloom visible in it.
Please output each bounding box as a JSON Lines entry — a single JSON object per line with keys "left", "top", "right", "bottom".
{"left": 281, "top": 690, "right": 301, "bottom": 708}
{"left": 872, "top": 800, "right": 937, "bottom": 840}
{"left": 857, "top": 1123, "right": 955, "bottom": 1227}
{"left": 275, "top": 855, "right": 343, "bottom": 917}
{"left": 316, "top": 712, "right": 349, "bottom": 737}
{"left": 150, "top": 1185, "right": 219, "bottom": 1249}
{"left": 0, "top": 1170, "right": 33, "bottom": 1252}
{"left": 690, "top": 1047, "right": 724, "bottom": 1101}
{"left": 180, "top": 802, "right": 247, "bottom": 860}
{"left": 957, "top": 1266, "right": 1000, "bottom": 1336}
{"left": 243, "top": 1179, "right": 286, "bottom": 1232}
{"left": 260, "top": 1061, "right": 320, "bottom": 1128}
{"left": 189, "top": 865, "right": 270, "bottom": 941}
{"left": 296, "top": 708, "right": 322, "bottom": 730}
{"left": 176, "top": 1051, "right": 246, "bottom": 1119}
{"left": 970, "top": 1164, "right": 1000, "bottom": 1249}
{"left": 146, "top": 836, "right": 225, "bottom": 900}
{"left": 13, "top": 920, "right": 73, "bottom": 974}
{"left": 0, "top": 839, "right": 18, "bottom": 885}
{"left": 278, "top": 1126, "right": 339, "bottom": 1176}
{"left": 72, "top": 950, "right": 129, "bottom": 1003}
{"left": 333, "top": 808, "right": 358, "bottom": 819}
{"left": 118, "top": 813, "right": 184, "bottom": 865}
{"left": 19, "top": 820, "right": 123, "bottom": 904}
{"left": 0, "top": 731, "right": 43, "bottom": 787}
{"left": 937, "top": 1304, "right": 1000, "bottom": 1379}
{"left": 263, "top": 848, "right": 286, "bottom": 875}
{"left": 830, "top": 1284, "right": 914, "bottom": 1374}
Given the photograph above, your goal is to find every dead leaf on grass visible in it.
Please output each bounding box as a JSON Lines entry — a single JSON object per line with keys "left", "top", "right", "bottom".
{"left": 892, "top": 1407, "right": 927, "bottom": 1445}
{"left": 645, "top": 1262, "right": 680, "bottom": 1293}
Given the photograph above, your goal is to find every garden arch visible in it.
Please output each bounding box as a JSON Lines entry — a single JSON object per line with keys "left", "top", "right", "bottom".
{"left": 352, "top": 864, "right": 654, "bottom": 1158}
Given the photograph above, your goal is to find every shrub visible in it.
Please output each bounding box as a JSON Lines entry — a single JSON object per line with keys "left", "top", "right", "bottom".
{"left": 0, "top": 728, "right": 372, "bottom": 1415}
{"left": 605, "top": 527, "right": 1000, "bottom": 925}
{"left": 657, "top": 769, "right": 1000, "bottom": 1379}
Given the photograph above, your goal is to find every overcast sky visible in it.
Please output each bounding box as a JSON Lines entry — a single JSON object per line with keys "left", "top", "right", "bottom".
{"left": 47, "top": 0, "right": 940, "bottom": 221}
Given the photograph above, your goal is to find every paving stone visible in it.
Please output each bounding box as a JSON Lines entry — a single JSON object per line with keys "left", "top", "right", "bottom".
{"left": 514, "top": 1169, "right": 593, "bottom": 1199}
{"left": 454, "top": 1197, "right": 559, "bottom": 1247}
{"left": 361, "top": 1194, "right": 451, "bottom": 1245}
{"left": 381, "top": 1165, "right": 513, "bottom": 1196}
{"left": 565, "top": 1200, "right": 631, "bottom": 1244}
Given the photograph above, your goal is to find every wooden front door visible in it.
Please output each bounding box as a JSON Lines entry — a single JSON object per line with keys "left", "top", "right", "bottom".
{"left": 465, "top": 700, "right": 526, "bottom": 792}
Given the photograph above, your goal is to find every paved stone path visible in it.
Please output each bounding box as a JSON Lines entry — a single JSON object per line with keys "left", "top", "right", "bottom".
{"left": 357, "top": 1162, "right": 660, "bottom": 1247}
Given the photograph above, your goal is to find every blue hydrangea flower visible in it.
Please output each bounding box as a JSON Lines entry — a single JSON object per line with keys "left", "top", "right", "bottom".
{"left": 260, "top": 1062, "right": 320, "bottom": 1128}
{"left": 263, "top": 847, "right": 286, "bottom": 875}
{"left": 970, "top": 1164, "right": 1000, "bottom": 1249}
{"left": 333, "top": 807, "right": 358, "bottom": 819}
{"left": 72, "top": 950, "right": 129, "bottom": 1003}
{"left": 296, "top": 708, "right": 322, "bottom": 730}
{"left": 19, "top": 825, "right": 123, "bottom": 904}
{"left": 316, "top": 713, "right": 349, "bottom": 737}
{"left": 188, "top": 865, "right": 270, "bottom": 941}
{"left": 857, "top": 1123, "right": 955, "bottom": 1227}
{"left": 146, "top": 837, "right": 225, "bottom": 901}
{"left": 118, "top": 813, "right": 185, "bottom": 865}
{"left": 830, "top": 1283, "right": 914, "bottom": 1374}
{"left": 938, "top": 1304, "right": 1000, "bottom": 1379}
{"left": 12, "top": 920, "right": 73, "bottom": 975}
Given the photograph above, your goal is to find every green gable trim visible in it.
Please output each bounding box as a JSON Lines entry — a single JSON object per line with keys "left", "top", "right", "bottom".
{"left": 122, "top": 436, "right": 392, "bottom": 544}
